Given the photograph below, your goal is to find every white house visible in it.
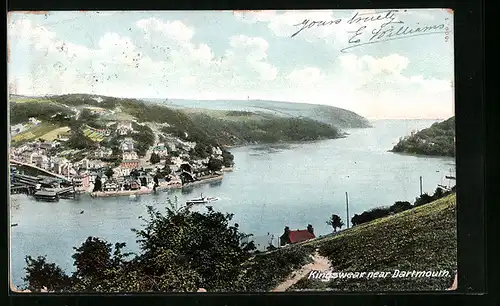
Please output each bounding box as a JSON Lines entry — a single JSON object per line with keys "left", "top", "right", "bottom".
{"left": 94, "top": 147, "right": 113, "bottom": 158}
{"left": 120, "top": 138, "right": 134, "bottom": 152}
{"left": 122, "top": 151, "right": 138, "bottom": 161}
{"left": 152, "top": 144, "right": 168, "bottom": 157}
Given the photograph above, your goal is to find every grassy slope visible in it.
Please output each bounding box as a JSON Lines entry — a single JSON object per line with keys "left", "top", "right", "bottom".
{"left": 148, "top": 98, "right": 371, "bottom": 129}
{"left": 270, "top": 194, "right": 457, "bottom": 291}
{"left": 11, "top": 122, "right": 60, "bottom": 143}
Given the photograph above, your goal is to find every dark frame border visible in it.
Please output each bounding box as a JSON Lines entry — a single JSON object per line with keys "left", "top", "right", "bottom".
{"left": 5, "top": 0, "right": 487, "bottom": 304}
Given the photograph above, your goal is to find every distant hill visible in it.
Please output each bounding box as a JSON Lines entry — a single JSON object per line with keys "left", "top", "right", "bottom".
{"left": 144, "top": 99, "right": 371, "bottom": 129}
{"left": 9, "top": 94, "right": 344, "bottom": 147}
{"left": 391, "top": 117, "right": 455, "bottom": 157}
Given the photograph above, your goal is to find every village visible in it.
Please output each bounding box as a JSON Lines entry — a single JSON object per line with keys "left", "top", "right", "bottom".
{"left": 9, "top": 116, "right": 232, "bottom": 199}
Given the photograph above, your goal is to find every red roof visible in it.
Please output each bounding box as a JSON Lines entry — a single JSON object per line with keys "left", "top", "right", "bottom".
{"left": 288, "top": 230, "right": 315, "bottom": 243}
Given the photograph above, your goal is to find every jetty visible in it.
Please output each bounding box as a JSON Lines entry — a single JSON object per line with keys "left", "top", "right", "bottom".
{"left": 33, "top": 187, "right": 75, "bottom": 202}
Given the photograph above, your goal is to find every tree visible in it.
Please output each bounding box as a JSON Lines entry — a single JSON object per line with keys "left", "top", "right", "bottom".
{"left": 390, "top": 201, "right": 412, "bottom": 213}
{"left": 414, "top": 193, "right": 434, "bottom": 206}
{"left": 93, "top": 176, "right": 102, "bottom": 192}
{"left": 222, "top": 150, "right": 234, "bottom": 168}
{"left": 130, "top": 169, "right": 140, "bottom": 179}
{"left": 150, "top": 153, "right": 161, "bottom": 164}
{"left": 432, "top": 187, "right": 445, "bottom": 200}
{"left": 207, "top": 158, "right": 223, "bottom": 172}
{"left": 326, "top": 214, "right": 344, "bottom": 232}
{"left": 105, "top": 168, "right": 114, "bottom": 179}
{"left": 23, "top": 255, "right": 73, "bottom": 292}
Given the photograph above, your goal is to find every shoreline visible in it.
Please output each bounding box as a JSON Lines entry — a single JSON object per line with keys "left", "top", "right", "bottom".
{"left": 89, "top": 175, "right": 224, "bottom": 198}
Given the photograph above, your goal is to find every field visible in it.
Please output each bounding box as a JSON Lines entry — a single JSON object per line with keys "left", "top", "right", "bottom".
{"left": 9, "top": 97, "right": 53, "bottom": 104}
{"left": 40, "top": 126, "right": 71, "bottom": 141}
{"left": 11, "top": 123, "right": 59, "bottom": 144}
{"left": 278, "top": 194, "right": 457, "bottom": 291}
{"left": 83, "top": 126, "right": 105, "bottom": 142}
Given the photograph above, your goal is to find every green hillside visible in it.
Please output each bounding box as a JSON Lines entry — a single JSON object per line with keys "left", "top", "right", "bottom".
{"left": 9, "top": 94, "right": 343, "bottom": 147}
{"left": 391, "top": 117, "right": 455, "bottom": 157}
{"left": 287, "top": 193, "right": 457, "bottom": 291}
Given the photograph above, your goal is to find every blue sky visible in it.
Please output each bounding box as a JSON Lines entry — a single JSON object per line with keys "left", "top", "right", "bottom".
{"left": 7, "top": 9, "right": 454, "bottom": 119}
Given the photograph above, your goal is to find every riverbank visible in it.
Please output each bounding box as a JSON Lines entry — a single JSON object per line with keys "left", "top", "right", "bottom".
{"left": 89, "top": 175, "right": 224, "bottom": 197}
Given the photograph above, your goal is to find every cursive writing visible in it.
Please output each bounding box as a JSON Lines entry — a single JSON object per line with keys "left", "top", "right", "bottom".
{"left": 341, "top": 22, "right": 446, "bottom": 52}
{"left": 291, "top": 18, "right": 342, "bottom": 38}
{"left": 347, "top": 9, "right": 402, "bottom": 28}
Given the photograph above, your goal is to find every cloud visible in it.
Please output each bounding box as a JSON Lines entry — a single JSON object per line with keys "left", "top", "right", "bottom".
{"left": 7, "top": 14, "right": 453, "bottom": 119}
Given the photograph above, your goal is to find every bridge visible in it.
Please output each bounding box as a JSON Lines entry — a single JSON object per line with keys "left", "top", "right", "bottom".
{"left": 10, "top": 159, "right": 72, "bottom": 182}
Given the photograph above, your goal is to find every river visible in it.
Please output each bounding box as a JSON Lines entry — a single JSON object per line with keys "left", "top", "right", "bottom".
{"left": 9, "top": 119, "right": 456, "bottom": 288}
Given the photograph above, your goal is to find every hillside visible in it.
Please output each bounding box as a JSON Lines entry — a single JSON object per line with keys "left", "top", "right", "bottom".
{"left": 267, "top": 193, "right": 457, "bottom": 291}
{"left": 391, "top": 117, "right": 455, "bottom": 157}
{"left": 145, "top": 98, "right": 372, "bottom": 129}
{"left": 9, "top": 94, "right": 343, "bottom": 148}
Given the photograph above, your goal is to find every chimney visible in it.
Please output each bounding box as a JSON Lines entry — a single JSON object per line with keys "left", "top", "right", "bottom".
{"left": 307, "top": 224, "right": 314, "bottom": 235}
{"left": 284, "top": 226, "right": 290, "bottom": 235}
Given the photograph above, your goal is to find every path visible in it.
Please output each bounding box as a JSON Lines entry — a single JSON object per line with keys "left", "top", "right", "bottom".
{"left": 140, "top": 122, "right": 160, "bottom": 168}
{"left": 272, "top": 250, "right": 332, "bottom": 292}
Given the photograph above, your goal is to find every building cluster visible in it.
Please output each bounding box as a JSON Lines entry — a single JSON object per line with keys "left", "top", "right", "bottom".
{"left": 10, "top": 119, "right": 228, "bottom": 193}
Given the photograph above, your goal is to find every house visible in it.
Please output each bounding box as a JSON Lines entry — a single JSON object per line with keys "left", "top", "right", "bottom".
{"left": 32, "top": 155, "right": 50, "bottom": 169}
{"left": 94, "top": 147, "right": 113, "bottom": 158}
{"left": 212, "top": 146, "right": 223, "bottom": 156}
{"left": 103, "top": 180, "right": 119, "bottom": 192}
{"left": 120, "top": 138, "right": 134, "bottom": 152}
{"left": 120, "top": 160, "right": 140, "bottom": 169}
{"left": 122, "top": 151, "right": 138, "bottom": 161}
{"left": 116, "top": 121, "right": 133, "bottom": 136}
{"left": 57, "top": 131, "right": 71, "bottom": 142}
{"left": 29, "top": 117, "right": 41, "bottom": 125}
{"left": 152, "top": 144, "right": 168, "bottom": 157}
{"left": 279, "top": 225, "right": 316, "bottom": 246}
{"left": 73, "top": 174, "right": 90, "bottom": 189}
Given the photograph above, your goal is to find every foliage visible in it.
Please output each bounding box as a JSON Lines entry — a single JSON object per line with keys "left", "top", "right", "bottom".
{"left": 326, "top": 214, "right": 344, "bottom": 232}
{"left": 23, "top": 255, "right": 73, "bottom": 292}
{"left": 150, "top": 153, "right": 161, "bottom": 164}
{"left": 105, "top": 168, "right": 114, "bottom": 179}
{"left": 22, "top": 197, "right": 258, "bottom": 292}
{"left": 239, "top": 245, "right": 315, "bottom": 291}
{"left": 222, "top": 150, "right": 234, "bottom": 168}
{"left": 66, "top": 128, "right": 98, "bottom": 150}
{"left": 9, "top": 101, "right": 74, "bottom": 125}
{"left": 131, "top": 123, "right": 155, "bottom": 157}
{"left": 392, "top": 117, "right": 455, "bottom": 157}
{"left": 207, "top": 158, "right": 223, "bottom": 172}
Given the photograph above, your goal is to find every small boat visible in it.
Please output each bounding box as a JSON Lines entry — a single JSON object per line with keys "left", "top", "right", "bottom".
{"left": 80, "top": 210, "right": 84, "bottom": 214}
{"left": 11, "top": 223, "right": 18, "bottom": 227}
{"left": 186, "top": 194, "right": 219, "bottom": 205}
{"left": 129, "top": 194, "right": 137, "bottom": 200}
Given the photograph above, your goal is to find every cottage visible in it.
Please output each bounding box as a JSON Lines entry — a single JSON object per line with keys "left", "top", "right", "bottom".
{"left": 152, "top": 145, "right": 168, "bottom": 157}
{"left": 120, "top": 160, "right": 140, "bottom": 169}
{"left": 116, "top": 121, "right": 133, "bottom": 135}
{"left": 122, "top": 151, "right": 138, "bottom": 161}
{"left": 73, "top": 174, "right": 90, "bottom": 189}
{"left": 94, "top": 147, "right": 113, "bottom": 158}
{"left": 120, "top": 138, "right": 135, "bottom": 152}
{"left": 57, "top": 131, "right": 71, "bottom": 142}
{"left": 279, "top": 225, "right": 316, "bottom": 246}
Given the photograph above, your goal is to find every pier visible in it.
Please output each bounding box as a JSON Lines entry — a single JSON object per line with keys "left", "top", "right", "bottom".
{"left": 34, "top": 187, "right": 75, "bottom": 202}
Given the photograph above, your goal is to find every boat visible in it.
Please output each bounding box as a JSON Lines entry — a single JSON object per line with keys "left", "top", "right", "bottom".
{"left": 11, "top": 223, "right": 18, "bottom": 227}
{"left": 129, "top": 194, "right": 137, "bottom": 200}
{"left": 186, "top": 194, "right": 219, "bottom": 205}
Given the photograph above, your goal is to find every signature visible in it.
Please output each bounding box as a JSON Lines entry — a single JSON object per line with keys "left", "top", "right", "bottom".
{"left": 290, "top": 10, "right": 448, "bottom": 52}
{"left": 342, "top": 22, "right": 446, "bottom": 52}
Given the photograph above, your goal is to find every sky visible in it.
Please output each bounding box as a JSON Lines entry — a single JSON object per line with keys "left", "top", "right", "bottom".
{"left": 7, "top": 10, "right": 454, "bottom": 119}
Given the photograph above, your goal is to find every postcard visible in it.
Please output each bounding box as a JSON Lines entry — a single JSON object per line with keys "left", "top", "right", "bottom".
{"left": 8, "top": 9, "right": 456, "bottom": 293}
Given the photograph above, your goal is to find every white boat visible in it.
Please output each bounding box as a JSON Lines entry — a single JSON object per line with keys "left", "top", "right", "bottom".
{"left": 186, "top": 194, "right": 219, "bottom": 205}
